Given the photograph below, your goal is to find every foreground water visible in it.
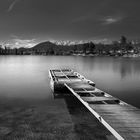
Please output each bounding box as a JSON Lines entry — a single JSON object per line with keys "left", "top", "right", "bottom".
{"left": 0, "top": 55, "right": 140, "bottom": 139}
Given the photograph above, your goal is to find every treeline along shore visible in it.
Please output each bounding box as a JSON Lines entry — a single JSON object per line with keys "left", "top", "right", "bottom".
{"left": 0, "top": 36, "right": 140, "bottom": 57}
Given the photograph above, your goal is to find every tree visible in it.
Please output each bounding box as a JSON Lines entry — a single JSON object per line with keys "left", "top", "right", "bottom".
{"left": 126, "top": 42, "right": 133, "bottom": 51}
{"left": 4, "top": 46, "right": 7, "bottom": 55}
{"left": 112, "top": 41, "right": 121, "bottom": 52}
{"left": 0, "top": 45, "right": 2, "bottom": 54}
{"left": 120, "top": 36, "right": 127, "bottom": 45}
{"left": 88, "top": 42, "right": 95, "bottom": 53}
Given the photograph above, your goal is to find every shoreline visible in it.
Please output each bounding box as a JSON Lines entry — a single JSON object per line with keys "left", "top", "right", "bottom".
{"left": 0, "top": 53, "right": 140, "bottom": 58}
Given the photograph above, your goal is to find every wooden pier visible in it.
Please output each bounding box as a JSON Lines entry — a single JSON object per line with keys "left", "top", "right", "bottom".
{"left": 49, "top": 69, "right": 140, "bottom": 140}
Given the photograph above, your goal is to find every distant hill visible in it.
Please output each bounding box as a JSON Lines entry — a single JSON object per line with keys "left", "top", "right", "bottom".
{"left": 31, "top": 41, "right": 96, "bottom": 55}
{"left": 32, "top": 41, "right": 57, "bottom": 50}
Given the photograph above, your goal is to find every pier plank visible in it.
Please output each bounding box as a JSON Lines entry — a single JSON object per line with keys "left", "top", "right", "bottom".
{"left": 81, "top": 97, "right": 118, "bottom": 102}
{"left": 49, "top": 69, "right": 140, "bottom": 140}
{"left": 66, "top": 83, "right": 140, "bottom": 139}
{"left": 88, "top": 104, "right": 140, "bottom": 139}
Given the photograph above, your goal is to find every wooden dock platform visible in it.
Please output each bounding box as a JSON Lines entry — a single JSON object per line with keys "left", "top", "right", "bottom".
{"left": 49, "top": 69, "right": 140, "bottom": 140}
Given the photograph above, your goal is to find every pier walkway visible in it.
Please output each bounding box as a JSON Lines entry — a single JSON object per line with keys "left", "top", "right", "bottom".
{"left": 49, "top": 69, "right": 140, "bottom": 140}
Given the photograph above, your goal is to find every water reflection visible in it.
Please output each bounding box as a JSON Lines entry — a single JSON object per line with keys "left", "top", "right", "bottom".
{"left": 53, "top": 93, "right": 115, "bottom": 140}
{"left": 0, "top": 55, "right": 140, "bottom": 139}
{"left": 0, "top": 55, "right": 140, "bottom": 108}
{"left": 76, "top": 56, "right": 140, "bottom": 108}
{"left": 78, "top": 56, "right": 140, "bottom": 79}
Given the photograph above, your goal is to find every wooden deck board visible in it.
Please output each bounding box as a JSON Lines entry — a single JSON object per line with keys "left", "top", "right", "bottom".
{"left": 81, "top": 97, "right": 118, "bottom": 102}
{"left": 65, "top": 82, "right": 140, "bottom": 140}
{"left": 88, "top": 104, "right": 140, "bottom": 139}
{"left": 50, "top": 69, "right": 140, "bottom": 140}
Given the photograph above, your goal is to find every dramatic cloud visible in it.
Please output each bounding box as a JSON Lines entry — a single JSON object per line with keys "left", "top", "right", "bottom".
{"left": 6, "top": 38, "right": 37, "bottom": 48}
{"left": 93, "top": 38, "right": 112, "bottom": 44}
{"left": 7, "top": 0, "right": 19, "bottom": 12}
{"left": 53, "top": 40, "right": 89, "bottom": 45}
{"left": 0, "top": 0, "right": 139, "bottom": 43}
{"left": 102, "top": 16, "right": 123, "bottom": 25}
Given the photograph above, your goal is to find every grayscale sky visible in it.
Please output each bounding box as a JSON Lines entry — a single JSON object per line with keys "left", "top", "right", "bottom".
{"left": 0, "top": 0, "right": 140, "bottom": 47}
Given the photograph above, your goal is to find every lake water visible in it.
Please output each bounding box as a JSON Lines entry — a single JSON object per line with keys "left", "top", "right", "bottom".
{"left": 0, "top": 55, "right": 140, "bottom": 139}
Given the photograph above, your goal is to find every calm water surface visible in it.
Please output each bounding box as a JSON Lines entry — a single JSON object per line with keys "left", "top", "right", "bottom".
{"left": 0, "top": 55, "right": 139, "bottom": 107}
{"left": 0, "top": 55, "right": 140, "bottom": 139}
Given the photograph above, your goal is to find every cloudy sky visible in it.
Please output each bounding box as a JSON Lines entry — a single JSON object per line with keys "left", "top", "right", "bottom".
{"left": 0, "top": 0, "right": 140, "bottom": 47}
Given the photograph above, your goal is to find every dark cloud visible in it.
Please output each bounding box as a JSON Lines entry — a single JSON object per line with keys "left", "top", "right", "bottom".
{"left": 7, "top": 0, "right": 20, "bottom": 12}
{"left": 0, "top": 0, "right": 140, "bottom": 43}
